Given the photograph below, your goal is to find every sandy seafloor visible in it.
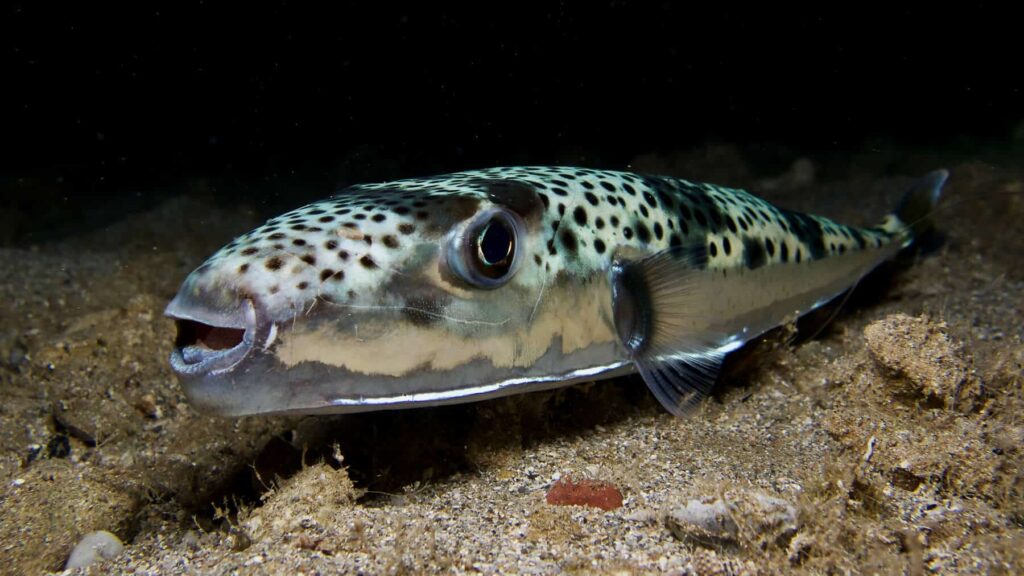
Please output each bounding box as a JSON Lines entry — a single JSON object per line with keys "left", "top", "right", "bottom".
{"left": 0, "top": 147, "right": 1022, "bottom": 575}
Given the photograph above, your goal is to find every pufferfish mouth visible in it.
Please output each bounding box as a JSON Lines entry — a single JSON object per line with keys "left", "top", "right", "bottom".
{"left": 165, "top": 295, "right": 259, "bottom": 376}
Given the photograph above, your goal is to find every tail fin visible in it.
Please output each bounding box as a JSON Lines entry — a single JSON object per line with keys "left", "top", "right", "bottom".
{"left": 882, "top": 169, "right": 949, "bottom": 246}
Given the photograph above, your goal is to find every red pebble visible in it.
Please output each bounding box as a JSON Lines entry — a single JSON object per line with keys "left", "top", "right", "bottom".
{"left": 545, "top": 476, "right": 623, "bottom": 511}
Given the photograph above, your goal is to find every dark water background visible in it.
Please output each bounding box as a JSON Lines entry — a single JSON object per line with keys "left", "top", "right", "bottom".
{"left": 2, "top": 4, "right": 1020, "bottom": 244}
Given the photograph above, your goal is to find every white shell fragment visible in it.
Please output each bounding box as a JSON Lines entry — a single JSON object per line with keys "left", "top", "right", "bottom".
{"left": 65, "top": 530, "right": 125, "bottom": 570}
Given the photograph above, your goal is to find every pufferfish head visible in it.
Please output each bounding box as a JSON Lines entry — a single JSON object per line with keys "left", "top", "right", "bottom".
{"left": 164, "top": 175, "right": 584, "bottom": 416}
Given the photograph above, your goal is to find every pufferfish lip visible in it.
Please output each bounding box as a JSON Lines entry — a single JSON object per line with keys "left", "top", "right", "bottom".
{"left": 165, "top": 293, "right": 258, "bottom": 377}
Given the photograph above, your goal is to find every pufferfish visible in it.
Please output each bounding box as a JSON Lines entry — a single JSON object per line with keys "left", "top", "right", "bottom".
{"left": 166, "top": 167, "right": 947, "bottom": 417}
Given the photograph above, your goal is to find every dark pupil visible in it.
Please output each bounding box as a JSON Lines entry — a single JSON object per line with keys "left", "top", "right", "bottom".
{"left": 478, "top": 220, "right": 512, "bottom": 266}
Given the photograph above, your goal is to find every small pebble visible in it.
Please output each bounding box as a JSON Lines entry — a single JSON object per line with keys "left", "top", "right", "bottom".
{"left": 545, "top": 476, "right": 623, "bottom": 511}
{"left": 135, "top": 393, "right": 161, "bottom": 419}
{"left": 66, "top": 530, "right": 125, "bottom": 570}
{"left": 181, "top": 529, "right": 201, "bottom": 551}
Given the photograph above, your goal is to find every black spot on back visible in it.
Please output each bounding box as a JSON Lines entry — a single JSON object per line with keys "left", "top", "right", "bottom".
{"left": 779, "top": 209, "right": 827, "bottom": 260}
{"left": 850, "top": 228, "right": 867, "bottom": 250}
{"left": 573, "top": 206, "right": 588, "bottom": 226}
{"left": 559, "top": 228, "right": 578, "bottom": 253}
{"left": 359, "top": 255, "right": 377, "bottom": 269}
{"left": 480, "top": 179, "right": 546, "bottom": 223}
{"left": 635, "top": 222, "right": 651, "bottom": 243}
{"left": 705, "top": 201, "right": 725, "bottom": 231}
{"left": 678, "top": 218, "right": 689, "bottom": 235}
{"left": 743, "top": 236, "right": 767, "bottom": 270}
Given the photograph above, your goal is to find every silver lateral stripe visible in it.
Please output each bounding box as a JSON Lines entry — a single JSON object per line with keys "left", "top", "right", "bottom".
{"left": 327, "top": 361, "right": 632, "bottom": 407}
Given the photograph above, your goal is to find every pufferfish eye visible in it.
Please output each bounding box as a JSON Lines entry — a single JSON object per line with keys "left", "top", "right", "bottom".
{"left": 447, "top": 207, "right": 524, "bottom": 288}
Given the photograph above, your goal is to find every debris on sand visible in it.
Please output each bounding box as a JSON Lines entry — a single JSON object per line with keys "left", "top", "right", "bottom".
{"left": 665, "top": 489, "right": 799, "bottom": 549}
{"left": 864, "top": 313, "right": 981, "bottom": 411}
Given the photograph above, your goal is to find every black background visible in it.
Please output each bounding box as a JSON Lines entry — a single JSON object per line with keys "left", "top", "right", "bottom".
{"left": 2, "top": 3, "right": 1019, "bottom": 241}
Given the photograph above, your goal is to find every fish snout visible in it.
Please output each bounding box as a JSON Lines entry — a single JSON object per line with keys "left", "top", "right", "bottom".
{"left": 164, "top": 283, "right": 268, "bottom": 378}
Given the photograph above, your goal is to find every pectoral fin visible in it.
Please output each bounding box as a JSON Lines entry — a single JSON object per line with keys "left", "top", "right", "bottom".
{"left": 611, "top": 246, "right": 741, "bottom": 417}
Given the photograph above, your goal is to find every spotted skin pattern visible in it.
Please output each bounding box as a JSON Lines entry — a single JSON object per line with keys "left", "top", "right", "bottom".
{"left": 167, "top": 165, "right": 945, "bottom": 417}
{"left": 184, "top": 166, "right": 897, "bottom": 321}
